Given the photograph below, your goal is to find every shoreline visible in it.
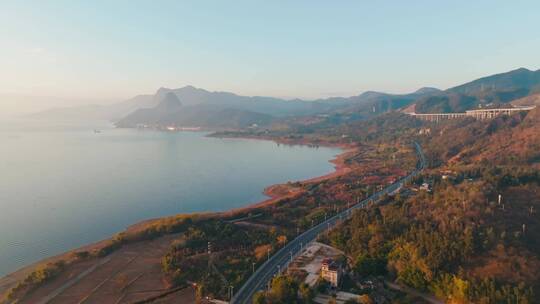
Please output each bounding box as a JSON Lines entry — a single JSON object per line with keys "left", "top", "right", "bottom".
{"left": 222, "top": 142, "right": 356, "bottom": 215}
{"left": 0, "top": 135, "right": 357, "bottom": 297}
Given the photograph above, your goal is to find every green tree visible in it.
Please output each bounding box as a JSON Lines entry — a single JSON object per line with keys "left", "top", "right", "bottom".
{"left": 253, "top": 291, "right": 267, "bottom": 304}
{"left": 397, "top": 267, "right": 427, "bottom": 290}
{"left": 195, "top": 283, "right": 205, "bottom": 304}
{"left": 354, "top": 254, "right": 387, "bottom": 277}
{"left": 268, "top": 275, "right": 299, "bottom": 303}
{"left": 299, "top": 283, "right": 315, "bottom": 304}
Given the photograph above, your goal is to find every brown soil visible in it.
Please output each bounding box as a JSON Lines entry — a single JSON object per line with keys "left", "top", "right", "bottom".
{"left": 17, "top": 233, "right": 190, "bottom": 304}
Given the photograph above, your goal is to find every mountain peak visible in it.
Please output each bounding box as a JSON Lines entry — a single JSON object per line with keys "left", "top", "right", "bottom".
{"left": 177, "top": 85, "right": 210, "bottom": 94}
{"left": 414, "top": 87, "right": 441, "bottom": 95}
{"left": 156, "top": 87, "right": 171, "bottom": 93}
{"left": 358, "top": 91, "right": 388, "bottom": 98}
{"left": 512, "top": 67, "right": 532, "bottom": 73}
{"left": 155, "top": 92, "right": 182, "bottom": 112}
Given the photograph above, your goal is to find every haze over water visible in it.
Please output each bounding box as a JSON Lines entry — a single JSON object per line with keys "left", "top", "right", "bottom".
{"left": 0, "top": 120, "right": 340, "bottom": 276}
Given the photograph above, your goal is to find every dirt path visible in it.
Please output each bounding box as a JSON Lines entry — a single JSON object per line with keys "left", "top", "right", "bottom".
{"left": 77, "top": 255, "right": 138, "bottom": 304}
{"left": 16, "top": 234, "right": 183, "bottom": 304}
{"left": 35, "top": 257, "right": 112, "bottom": 304}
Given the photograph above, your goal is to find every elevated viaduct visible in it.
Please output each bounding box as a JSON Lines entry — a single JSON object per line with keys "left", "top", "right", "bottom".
{"left": 408, "top": 106, "right": 536, "bottom": 122}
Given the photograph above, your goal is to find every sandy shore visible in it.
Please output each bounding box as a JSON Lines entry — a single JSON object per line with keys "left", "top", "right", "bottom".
{"left": 0, "top": 136, "right": 357, "bottom": 297}
{"left": 222, "top": 142, "right": 356, "bottom": 215}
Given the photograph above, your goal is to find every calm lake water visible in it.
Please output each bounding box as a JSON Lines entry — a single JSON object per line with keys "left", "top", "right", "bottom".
{"left": 0, "top": 119, "right": 339, "bottom": 276}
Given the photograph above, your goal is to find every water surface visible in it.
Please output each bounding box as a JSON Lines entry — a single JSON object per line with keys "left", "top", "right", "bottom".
{"left": 0, "top": 120, "right": 339, "bottom": 276}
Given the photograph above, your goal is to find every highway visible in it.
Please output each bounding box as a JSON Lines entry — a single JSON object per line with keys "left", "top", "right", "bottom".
{"left": 231, "top": 142, "right": 426, "bottom": 304}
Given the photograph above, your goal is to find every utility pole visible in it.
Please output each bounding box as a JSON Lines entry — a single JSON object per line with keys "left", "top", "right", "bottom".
{"left": 267, "top": 248, "right": 270, "bottom": 261}
{"left": 206, "top": 241, "right": 212, "bottom": 279}
{"left": 498, "top": 194, "right": 502, "bottom": 205}
{"left": 252, "top": 262, "right": 256, "bottom": 273}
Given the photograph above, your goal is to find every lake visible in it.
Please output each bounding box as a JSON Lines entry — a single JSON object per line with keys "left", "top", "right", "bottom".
{"left": 0, "top": 119, "right": 340, "bottom": 276}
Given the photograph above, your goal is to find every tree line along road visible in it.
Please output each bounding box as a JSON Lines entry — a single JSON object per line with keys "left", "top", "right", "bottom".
{"left": 231, "top": 142, "right": 426, "bottom": 304}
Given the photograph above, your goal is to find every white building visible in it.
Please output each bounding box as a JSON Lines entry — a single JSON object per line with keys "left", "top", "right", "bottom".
{"left": 320, "top": 258, "right": 342, "bottom": 287}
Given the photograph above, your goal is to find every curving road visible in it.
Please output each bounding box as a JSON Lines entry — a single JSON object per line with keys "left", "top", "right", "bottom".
{"left": 231, "top": 142, "right": 426, "bottom": 304}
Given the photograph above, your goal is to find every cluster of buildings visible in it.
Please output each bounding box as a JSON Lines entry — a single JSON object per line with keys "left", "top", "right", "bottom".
{"left": 134, "top": 123, "right": 201, "bottom": 131}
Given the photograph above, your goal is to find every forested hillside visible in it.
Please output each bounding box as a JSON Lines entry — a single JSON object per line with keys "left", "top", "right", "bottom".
{"left": 422, "top": 107, "right": 540, "bottom": 167}
{"left": 414, "top": 68, "right": 540, "bottom": 114}
{"left": 321, "top": 109, "right": 540, "bottom": 303}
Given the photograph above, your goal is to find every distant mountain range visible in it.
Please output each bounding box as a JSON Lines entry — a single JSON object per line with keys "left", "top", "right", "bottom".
{"left": 327, "top": 87, "right": 442, "bottom": 115}
{"left": 33, "top": 85, "right": 343, "bottom": 124}
{"left": 32, "top": 67, "right": 540, "bottom": 128}
{"left": 115, "top": 92, "right": 275, "bottom": 129}
{"left": 115, "top": 86, "right": 445, "bottom": 129}
{"left": 31, "top": 94, "right": 156, "bottom": 122}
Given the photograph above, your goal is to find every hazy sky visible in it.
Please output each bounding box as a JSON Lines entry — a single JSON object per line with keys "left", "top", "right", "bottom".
{"left": 1, "top": 1, "right": 539, "bottom": 112}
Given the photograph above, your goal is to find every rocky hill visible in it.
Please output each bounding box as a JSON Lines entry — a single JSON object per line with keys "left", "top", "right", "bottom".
{"left": 414, "top": 68, "right": 540, "bottom": 113}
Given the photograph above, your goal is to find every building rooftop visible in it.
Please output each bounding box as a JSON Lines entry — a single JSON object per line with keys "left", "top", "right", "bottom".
{"left": 322, "top": 258, "right": 340, "bottom": 272}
